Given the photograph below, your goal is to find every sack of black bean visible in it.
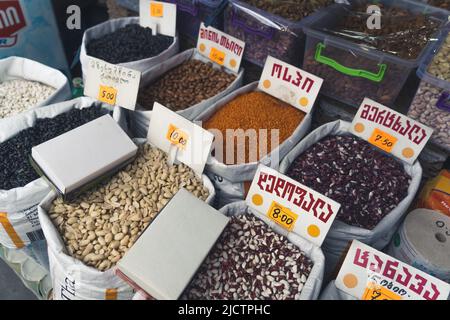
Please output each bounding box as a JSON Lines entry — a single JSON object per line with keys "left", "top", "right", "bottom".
{"left": 0, "top": 97, "right": 124, "bottom": 250}
{"left": 0, "top": 57, "right": 71, "bottom": 120}
{"left": 279, "top": 119, "right": 423, "bottom": 279}
{"left": 128, "top": 48, "right": 244, "bottom": 137}
{"left": 80, "top": 17, "right": 179, "bottom": 76}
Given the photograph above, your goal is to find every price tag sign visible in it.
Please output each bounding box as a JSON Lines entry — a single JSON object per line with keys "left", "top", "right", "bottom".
{"left": 98, "top": 85, "right": 117, "bottom": 105}
{"left": 140, "top": 0, "right": 176, "bottom": 37}
{"left": 351, "top": 98, "right": 434, "bottom": 164}
{"left": 148, "top": 103, "right": 214, "bottom": 176}
{"left": 166, "top": 124, "right": 189, "bottom": 150}
{"left": 267, "top": 201, "right": 298, "bottom": 232}
{"left": 335, "top": 240, "right": 450, "bottom": 301}
{"left": 258, "top": 56, "right": 323, "bottom": 114}
{"left": 245, "top": 165, "right": 340, "bottom": 247}
{"left": 197, "top": 23, "right": 245, "bottom": 73}
{"left": 84, "top": 57, "right": 141, "bottom": 111}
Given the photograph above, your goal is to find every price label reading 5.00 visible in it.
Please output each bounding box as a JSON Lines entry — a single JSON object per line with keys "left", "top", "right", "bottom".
{"left": 98, "top": 85, "right": 117, "bottom": 105}
{"left": 267, "top": 201, "right": 298, "bottom": 232}
{"left": 369, "top": 128, "right": 398, "bottom": 153}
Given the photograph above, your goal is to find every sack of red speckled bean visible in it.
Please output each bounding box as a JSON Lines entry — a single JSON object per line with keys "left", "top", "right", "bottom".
{"left": 127, "top": 48, "right": 244, "bottom": 137}
{"left": 80, "top": 17, "right": 179, "bottom": 76}
{"left": 279, "top": 120, "right": 422, "bottom": 279}
{"left": 0, "top": 57, "right": 71, "bottom": 120}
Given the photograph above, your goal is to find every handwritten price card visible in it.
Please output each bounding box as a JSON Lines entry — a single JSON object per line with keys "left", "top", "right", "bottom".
{"left": 335, "top": 240, "right": 450, "bottom": 300}
{"left": 197, "top": 23, "right": 245, "bottom": 74}
{"left": 351, "top": 98, "right": 433, "bottom": 164}
{"left": 85, "top": 57, "right": 141, "bottom": 111}
{"left": 147, "top": 103, "right": 214, "bottom": 176}
{"left": 245, "top": 165, "right": 340, "bottom": 246}
{"left": 258, "top": 56, "right": 323, "bottom": 114}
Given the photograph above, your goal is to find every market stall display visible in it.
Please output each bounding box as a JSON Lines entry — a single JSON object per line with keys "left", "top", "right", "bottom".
{"left": 302, "top": 0, "right": 446, "bottom": 107}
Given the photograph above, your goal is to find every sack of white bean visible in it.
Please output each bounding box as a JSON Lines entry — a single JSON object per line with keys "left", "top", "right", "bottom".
{"left": 38, "top": 140, "right": 215, "bottom": 300}
{"left": 0, "top": 97, "right": 124, "bottom": 250}
{"left": 208, "top": 201, "right": 325, "bottom": 300}
{"left": 407, "top": 28, "right": 450, "bottom": 152}
{"left": 80, "top": 17, "right": 179, "bottom": 76}
{"left": 279, "top": 120, "right": 422, "bottom": 279}
{"left": 0, "top": 57, "right": 71, "bottom": 120}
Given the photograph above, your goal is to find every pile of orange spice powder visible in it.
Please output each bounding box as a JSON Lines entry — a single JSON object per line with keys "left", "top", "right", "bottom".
{"left": 203, "top": 91, "right": 305, "bottom": 164}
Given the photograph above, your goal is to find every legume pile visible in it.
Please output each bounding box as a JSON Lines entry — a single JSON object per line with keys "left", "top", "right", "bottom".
{"left": 137, "top": 59, "right": 236, "bottom": 111}
{"left": 86, "top": 24, "right": 173, "bottom": 64}
{"left": 0, "top": 79, "right": 56, "bottom": 119}
{"left": 204, "top": 91, "right": 305, "bottom": 164}
{"left": 323, "top": 4, "right": 440, "bottom": 59}
{"left": 408, "top": 33, "right": 450, "bottom": 149}
{"left": 286, "top": 135, "right": 411, "bottom": 229}
{"left": 0, "top": 107, "right": 107, "bottom": 190}
{"left": 182, "top": 214, "right": 313, "bottom": 300}
{"left": 50, "top": 144, "right": 209, "bottom": 271}
{"left": 241, "top": 0, "right": 334, "bottom": 21}
{"left": 428, "top": 0, "right": 450, "bottom": 10}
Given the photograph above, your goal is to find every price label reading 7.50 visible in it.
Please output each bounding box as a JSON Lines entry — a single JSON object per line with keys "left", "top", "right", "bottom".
{"left": 267, "top": 201, "right": 299, "bottom": 232}
{"left": 98, "top": 85, "right": 117, "bottom": 106}
{"left": 368, "top": 128, "right": 398, "bottom": 153}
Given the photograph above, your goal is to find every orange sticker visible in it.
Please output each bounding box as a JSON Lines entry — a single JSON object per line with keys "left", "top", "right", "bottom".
{"left": 369, "top": 128, "right": 398, "bottom": 153}
{"left": 209, "top": 47, "right": 225, "bottom": 65}
{"left": 150, "top": 3, "right": 164, "bottom": 17}
{"left": 267, "top": 201, "right": 298, "bottom": 232}
{"left": 105, "top": 288, "right": 118, "bottom": 300}
{"left": 362, "top": 282, "right": 402, "bottom": 300}
{"left": 98, "top": 85, "right": 117, "bottom": 105}
{"left": 166, "top": 124, "right": 189, "bottom": 150}
{"left": 0, "top": 212, "right": 25, "bottom": 249}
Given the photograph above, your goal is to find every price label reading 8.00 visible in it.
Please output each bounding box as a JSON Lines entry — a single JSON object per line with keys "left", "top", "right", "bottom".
{"left": 362, "top": 282, "right": 402, "bottom": 301}
{"left": 369, "top": 128, "right": 398, "bottom": 153}
{"left": 98, "top": 85, "right": 117, "bottom": 105}
{"left": 267, "top": 201, "right": 298, "bottom": 231}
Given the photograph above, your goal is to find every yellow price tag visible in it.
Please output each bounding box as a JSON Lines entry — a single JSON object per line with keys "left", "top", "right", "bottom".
{"left": 150, "top": 3, "right": 164, "bottom": 17}
{"left": 369, "top": 128, "right": 398, "bottom": 153}
{"left": 98, "top": 85, "right": 117, "bottom": 105}
{"left": 362, "top": 282, "right": 402, "bottom": 300}
{"left": 267, "top": 201, "right": 298, "bottom": 231}
{"left": 166, "top": 124, "right": 189, "bottom": 150}
{"left": 209, "top": 47, "right": 225, "bottom": 65}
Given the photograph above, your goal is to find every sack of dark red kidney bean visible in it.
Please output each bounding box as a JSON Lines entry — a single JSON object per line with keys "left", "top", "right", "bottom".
{"left": 176, "top": 201, "right": 325, "bottom": 300}
{"left": 127, "top": 48, "right": 244, "bottom": 138}
{"left": 278, "top": 120, "right": 422, "bottom": 279}
{"left": 80, "top": 17, "right": 179, "bottom": 76}
{"left": 0, "top": 97, "right": 123, "bottom": 249}
{"left": 0, "top": 57, "right": 72, "bottom": 120}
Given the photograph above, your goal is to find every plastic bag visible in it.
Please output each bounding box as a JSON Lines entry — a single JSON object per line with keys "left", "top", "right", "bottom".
{"left": 0, "top": 97, "right": 123, "bottom": 249}
{"left": 278, "top": 120, "right": 422, "bottom": 279}
{"left": 417, "top": 170, "right": 450, "bottom": 217}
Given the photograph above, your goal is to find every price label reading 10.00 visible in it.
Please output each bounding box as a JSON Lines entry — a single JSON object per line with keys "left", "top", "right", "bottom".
{"left": 267, "top": 201, "right": 299, "bottom": 231}
{"left": 369, "top": 128, "right": 398, "bottom": 153}
{"left": 166, "top": 124, "right": 189, "bottom": 150}
{"left": 98, "top": 85, "right": 117, "bottom": 105}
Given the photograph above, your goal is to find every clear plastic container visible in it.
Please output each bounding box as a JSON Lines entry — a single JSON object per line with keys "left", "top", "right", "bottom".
{"left": 164, "top": 0, "right": 224, "bottom": 40}
{"left": 302, "top": 0, "right": 447, "bottom": 107}
{"left": 224, "top": 0, "right": 336, "bottom": 67}
{"left": 408, "top": 28, "right": 450, "bottom": 152}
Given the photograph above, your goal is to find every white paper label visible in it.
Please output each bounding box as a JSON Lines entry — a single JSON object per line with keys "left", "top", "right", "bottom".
{"left": 336, "top": 240, "right": 450, "bottom": 300}
{"left": 350, "top": 98, "right": 433, "bottom": 164}
{"left": 147, "top": 103, "right": 214, "bottom": 175}
{"left": 84, "top": 57, "right": 141, "bottom": 111}
{"left": 197, "top": 23, "right": 245, "bottom": 73}
{"left": 258, "top": 56, "right": 323, "bottom": 114}
{"left": 140, "top": 0, "right": 177, "bottom": 37}
{"left": 245, "top": 165, "right": 340, "bottom": 247}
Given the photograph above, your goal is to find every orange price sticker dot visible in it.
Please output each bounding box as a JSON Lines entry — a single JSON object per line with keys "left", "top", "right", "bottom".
{"left": 209, "top": 47, "right": 225, "bottom": 66}
{"left": 362, "top": 282, "right": 402, "bottom": 301}
{"left": 368, "top": 128, "right": 398, "bottom": 153}
{"left": 166, "top": 124, "right": 189, "bottom": 150}
{"left": 266, "top": 201, "right": 298, "bottom": 232}
{"left": 150, "top": 3, "right": 164, "bottom": 17}
{"left": 98, "top": 85, "right": 117, "bottom": 106}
